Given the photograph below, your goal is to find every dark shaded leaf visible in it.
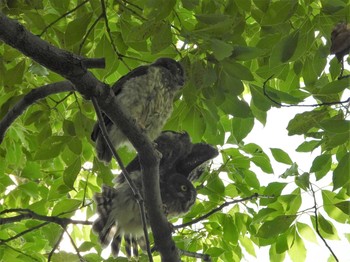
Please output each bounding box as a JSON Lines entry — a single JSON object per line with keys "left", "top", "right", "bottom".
{"left": 257, "top": 215, "right": 296, "bottom": 238}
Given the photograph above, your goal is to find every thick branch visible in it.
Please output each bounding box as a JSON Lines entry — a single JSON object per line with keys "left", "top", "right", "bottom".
{"left": 0, "top": 208, "right": 92, "bottom": 227}
{"left": 0, "top": 12, "right": 176, "bottom": 261}
{"left": 0, "top": 81, "right": 74, "bottom": 143}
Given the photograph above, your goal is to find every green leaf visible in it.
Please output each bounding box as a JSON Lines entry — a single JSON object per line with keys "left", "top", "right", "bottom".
{"left": 250, "top": 84, "right": 272, "bottom": 112}
{"left": 35, "top": 136, "right": 68, "bottom": 160}
{"left": 257, "top": 215, "right": 296, "bottom": 238}
{"left": 251, "top": 155, "right": 274, "bottom": 174}
{"left": 231, "top": 117, "right": 254, "bottom": 143}
{"left": 270, "top": 148, "right": 293, "bottom": 165}
{"left": 310, "top": 154, "right": 332, "bottom": 173}
{"left": 334, "top": 201, "right": 350, "bottom": 215}
{"left": 231, "top": 46, "right": 264, "bottom": 61}
{"left": 288, "top": 231, "right": 306, "bottom": 262}
{"left": 296, "top": 140, "right": 321, "bottom": 152}
{"left": 63, "top": 119, "right": 76, "bottom": 136}
{"left": 63, "top": 157, "right": 81, "bottom": 189}
{"left": 240, "top": 236, "right": 256, "bottom": 256}
{"left": 18, "top": 181, "right": 39, "bottom": 198}
{"left": 67, "top": 138, "right": 82, "bottom": 155}
{"left": 65, "top": 13, "right": 92, "bottom": 47}
{"left": 295, "top": 172, "right": 310, "bottom": 191}
{"left": 333, "top": 152, "right": 350, "bottom": 190}
{"left": 4, "top": 60, "right": 26, "bottom": 86}
{"left": 210, "top": 39, "right": 233, "bottom": 61}
{"left": 263, "top": 182, "right": 287, "bottom": 197}
{"left": 218, "top": 71, "right": 244, "bottom": 96}
{"left": 317, "top": 78, "right": 349, "bottom": 94}
{"left": 297, "top": 222, "right": 317, "bottom": 243}
{"left": 222, "top": 59, "right": 254, "bottom": 81}
{"left": 261, "top": 0, "right": 297, "bottom": 25}
{"left": 151, "top": 22, "right": 173, "bottom": 53}
{"left": 51, "top": 199, "right": 81, "bottom": 217}
{"left": 322, "top": 190, "right": 349, "bottom": 224}
{"left": 181, "top": 107, "right": 206, "bottom": 142}
{"left": 223, "top": 215, "right": 238, "bottom": 243}
{"left": 21, "top": 161, "right": 42, "bottom": 179}
{"left": 318, "top": 213, "right": 334, "bottom": 234}
{"left": 287, "top": 109, "right": 329, "bottom": 136}
{"left": 221, "top": 97, "right": 253, "bottom": 118}
{"left": 319, "top": 119, "right": 350, "bottom": 134}
{"left": 205, "top": 247, "right": 225, "bottom": 257}
{"left": 281, "top": 31, "right": 299, "bottom": 62}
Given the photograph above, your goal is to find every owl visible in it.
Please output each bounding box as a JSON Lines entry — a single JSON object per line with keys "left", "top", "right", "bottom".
{"left": 92, "top": 131, "right": 218, "bottom": 258}
{"left": 330, "top": 22, "right": 350, "bottom": 62}
{"left": 92, "top": 171, "right": 196, "bottom": 258}
{"left": 91, "top": 58, "right": 185, "bottom": 164}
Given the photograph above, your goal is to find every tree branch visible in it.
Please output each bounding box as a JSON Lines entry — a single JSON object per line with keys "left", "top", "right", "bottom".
{"left": 310, "top": 185, "right": 339, "bottom": 262}
{"left": 0, "top": 208, "right": 92, "bottom": 227}
{"left": 39, "top": 0, "right": 90, "bottom": 37}
{"left": 0, "top": 81, "right": 74, "bottom": 143}
{"left": 91, "top": 97, "right": 153, "bottom": 261}
{"left": 174, "top": 193, "right": 266, "bottom": 229}
{"left": 0, "top": 12, "right": 177, "bottom": 261}
{"left": 48, "top": 229, "right": 65, "bottom": 262}
{"left": 263, "top": 75, "right": 350, "bottom": 108}
{"left": 63, "top": 227, "right": 86, "bottom": 262}
{"left": 179, "top": 249, "right": 211, "bottom": 261}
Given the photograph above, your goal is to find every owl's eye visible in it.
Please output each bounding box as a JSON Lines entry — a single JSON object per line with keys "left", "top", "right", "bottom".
{"left": 180, "top": 185, "right": 187, "bottom": 191}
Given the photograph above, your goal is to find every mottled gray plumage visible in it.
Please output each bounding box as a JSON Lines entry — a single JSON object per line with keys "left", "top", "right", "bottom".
{"left": 92, "top": 171, "right": 196, "bottom": 258}
{"left": 91, "top": 58, "right": 185, "bottom": 164}
{"left": 118, "top": 131, "right": 219, "bottom": 183}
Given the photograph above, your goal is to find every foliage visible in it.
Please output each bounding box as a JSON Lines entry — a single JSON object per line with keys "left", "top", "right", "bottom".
{"left": 0, "top": 0, "right": 349, "bottom": 261}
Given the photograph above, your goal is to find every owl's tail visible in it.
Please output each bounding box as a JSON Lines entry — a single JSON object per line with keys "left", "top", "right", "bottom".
{"left": 92, "top": 185, "right": 118, "bottom": 247}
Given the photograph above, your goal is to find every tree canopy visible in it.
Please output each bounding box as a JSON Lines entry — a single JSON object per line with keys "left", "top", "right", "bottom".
{"left": 0, "top": 0, "right": 349, "bottom": 261}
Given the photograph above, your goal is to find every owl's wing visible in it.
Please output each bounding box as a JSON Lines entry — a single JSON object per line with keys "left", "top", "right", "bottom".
{"left": 115, "top": 131, "right": 193, "bottom": 184}
{"left": 90, "top": 65, "right": 150, "bottom": 142}
{"left": 176, "top": 143, "right": 219, "bottom": 181}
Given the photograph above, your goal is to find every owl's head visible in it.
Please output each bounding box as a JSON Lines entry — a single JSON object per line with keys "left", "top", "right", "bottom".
{"left": 161, "top": 173, "right": 196, "bottom": 218}
{"left": 153, "top": 58, "right": 185, "bottom": 87}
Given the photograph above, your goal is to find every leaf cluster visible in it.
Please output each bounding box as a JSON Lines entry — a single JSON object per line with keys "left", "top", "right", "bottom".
{"left": 0, "top": 0, "right": 349, "bottom": 261}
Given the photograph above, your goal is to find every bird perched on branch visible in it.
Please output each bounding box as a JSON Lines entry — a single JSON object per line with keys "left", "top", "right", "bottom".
{"left": 330, "top": 22, "right": 350, "bottom": 61}
{"left": 92, "top": 131, "right": 218, "bottom": 258}
{"left": 92, "top": 172, "right": 196, "bottom": 258}
{"left": 91, "top": 58, "right": 185, "bottom": 164}
{"left": 330, "top": 22, "right": 350, "bottom": 77}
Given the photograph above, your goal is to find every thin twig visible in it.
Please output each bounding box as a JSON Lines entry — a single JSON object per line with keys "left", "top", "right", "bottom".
{"left": 179, "top": 249, "right": 211, "bottom": 261}
{"left": 78, "top": 13, "right": 104, "bottom": 55}
{"left": 263, "top": 75, "right": 350, "bottom": 107}
{"left": 91, "top": 97, "right": 153, "bottom": 261}
{"left": 39, "top": 0, "right": 90, "bottom": 37}
{"left": 0, "top": 222, "right": 49, "bottom": 244}
{"left": 117, "top": 0, "right": 146, "bottom": 20}
{"left": 0, "top": 208, "right": 92, "bottom": 226}
{"left": 2, "top": 243, "right": 40, "bottom": 261}
{"left": 175, "top": 193, "right": 267, "bottom": 229}
{"left": 310, "top": 185, "right": 339, "bottom": 262}
{"left": 48, "top": 229, "right": 65, "bottom": 262}
{"left": 63, "top": 227, "right": 86, "bottom": 262}
{"left": 100, "top": 0, "right": 130, "bottom": 69}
